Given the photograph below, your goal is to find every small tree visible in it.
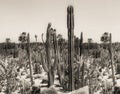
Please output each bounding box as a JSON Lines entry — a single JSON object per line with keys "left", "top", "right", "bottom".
{"left": 100, "top": 32, "right": 109, "bottom": 43}
{"left": 18, "top": 32, "right": 27, "bottom": 49}
{"left": 18, "top": 32, "right": 27, "bottom": 43}
{"left": 100, "top": 32, "right": 110, "bottom": 49}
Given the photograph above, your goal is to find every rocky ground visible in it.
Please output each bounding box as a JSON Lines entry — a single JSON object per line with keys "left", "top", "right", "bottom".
{"left": 0, "top": 67, "right": 120, "bottom": 94}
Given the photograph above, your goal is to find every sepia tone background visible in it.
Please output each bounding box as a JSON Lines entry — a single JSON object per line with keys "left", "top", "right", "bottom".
{"left": 0, "top": 0, "right": 120, "bottom": 43}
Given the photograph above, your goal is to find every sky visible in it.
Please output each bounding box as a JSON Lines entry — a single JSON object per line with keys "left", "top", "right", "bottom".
{"left": 0, "top": 0, "right": 120, "bottom": 43}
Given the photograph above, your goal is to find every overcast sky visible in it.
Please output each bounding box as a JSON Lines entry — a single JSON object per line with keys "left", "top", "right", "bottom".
{"left": 0, "top": 0, "right": 120, "bottom": 43}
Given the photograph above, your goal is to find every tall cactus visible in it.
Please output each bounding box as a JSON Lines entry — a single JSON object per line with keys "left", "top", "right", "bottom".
{"left": 46, "top": 23, "right": 54, "bottom": 87}
{"left": 80, "top": 32, "right": 85, "bottom": 87}
{"left": 80, "top": 32, "right": 83, "bottom": 56}
{"left": 109, "top": 33, "right": 115, "bottom": 89}
{"left": 27, "top": 33, "right": 34, "bottom": 86}
{"left": 41, "top": 23, "right": 58, "bottom": 87}
{"left": 67, "top": 5, "right": 75, "bottom": 91}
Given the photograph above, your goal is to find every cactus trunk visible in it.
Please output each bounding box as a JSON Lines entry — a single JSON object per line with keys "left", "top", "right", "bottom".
{"left": 109, "top": 33, "right": 115, "bottom": 89}
{"left": 45, "top": 24, "right": 57, "bottom": 87}
{"left": 27, "top": 33, "right": 34, "bottom": 86}
{"left": 53, "top": 30, "right": 58, "bottom": 71}
{"left": 80, "top": 32, "right": 84, "bottom": 87}
{"left": 80, "top": 32, "right": 83, "bottom": 56}
{"left": 67, "top": 5, "right": 75, "bottom": 91}
{"left": 46, "top": 27, "right": 53, "bottom": 87}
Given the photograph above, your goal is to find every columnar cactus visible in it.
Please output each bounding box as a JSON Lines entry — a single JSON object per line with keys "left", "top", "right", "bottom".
{"left": 41, "top": 23, "right": 58, "bottom": 87}
{"left": 67, "top": 5, "right": 75, "bottom": 91}
{"left": 27, "top": 33, "right": 34, "bottom": 86}
{"left": 109, "top": 33, "right": 116, "bottom": 88}
{"left": 46, "top": 23, "right": 54, "bottom": 87}
{"left": 80, "top": 32, "right": 83, "bottom": 56}
{"left": 80, "top": 32, "right": 85, "bottom": 87}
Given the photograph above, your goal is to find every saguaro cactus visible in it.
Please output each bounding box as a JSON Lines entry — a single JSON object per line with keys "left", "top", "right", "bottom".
{"left": 67, "top": 5, "right": 75, "bottom": 91}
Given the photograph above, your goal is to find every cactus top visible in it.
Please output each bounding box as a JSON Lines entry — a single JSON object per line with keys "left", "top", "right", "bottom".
{"left": 67, "top": 5, "right": 74, "bottom": 14}
{"left": 48, "top": 23, "right": 52, "bottom": 28}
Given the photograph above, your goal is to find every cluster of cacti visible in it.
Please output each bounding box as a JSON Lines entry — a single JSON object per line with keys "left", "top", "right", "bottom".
{"left": 40, "top": 5, "right": 85, "bottom": 91}
{"left": 0, "top": 4, "right": 118, "bottom": 94}
{"left": 67, "top": 5, "right": 85, "bottom": 91}
{"left": 37, "top": 5, "right": 87, "bottom": 92}
{"left": 41, "top": 23, "right": 58, "bottom": 87}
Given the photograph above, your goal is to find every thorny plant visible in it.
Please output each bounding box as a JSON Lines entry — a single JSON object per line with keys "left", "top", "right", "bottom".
{"left": 0, "top": 57, "right": 20, "bottom": 94}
